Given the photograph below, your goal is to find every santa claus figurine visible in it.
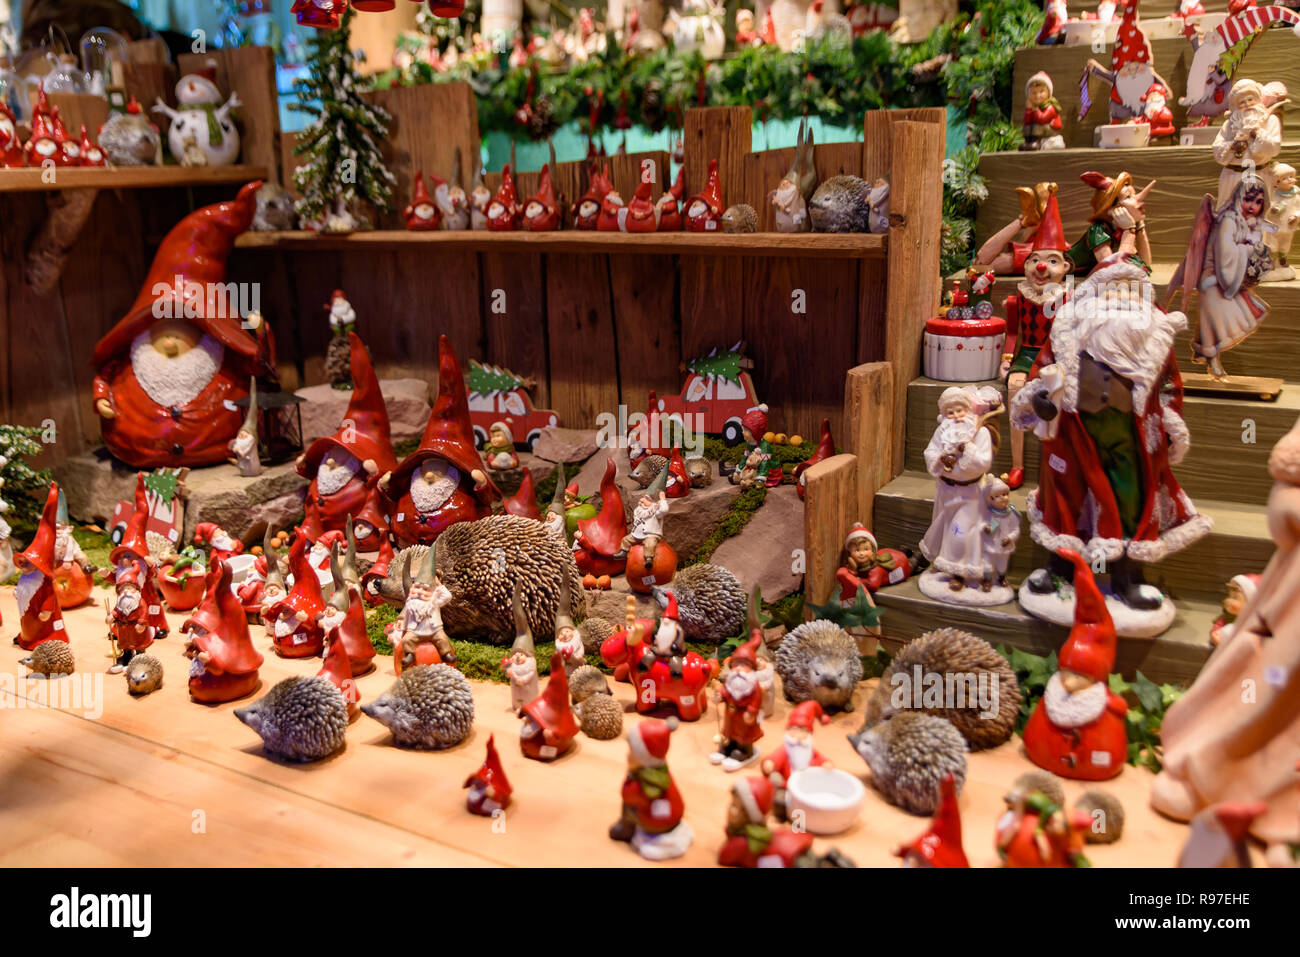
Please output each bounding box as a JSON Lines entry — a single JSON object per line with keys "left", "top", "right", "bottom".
{"left": 625, "top": 179, "right": 659, "bottom": 233}
{"left": 380, "top": 336, "right": 498, "bottom": 547}
{"left": 1080, "top": 0, "right": 1173, "bottom": 125}
{"left": 684, "top": 158, "right": 724, "bottom": 232}
{"left": 11, "top": 485, "right": 68, "bottom": 651}
{"left": 23, "top": 90, "right": 70, "bottom": 168}
{"left": 106, "top": 561, "right": 160, "bottom": 674}
{"left": 519, "top": 653, "right": 580, "bottom": 761}
{"left": 194, "top": 521, "right": 243, "bottom": 566}
{"left": 1022, "top": 550, "right": 1129, "bottom": 780}
{"left": 709, "top": 633, "right": 765, "bottom": 771}
{"left": 404, "top": 172, "right": 443, "bottom": 231}
{"left": 297, "top": 332, "right": 397, "bottom": 552}
{"left": 895, "top": 773, "right": 969, "bottom": 867}
{"left": 718, "top": 776, "right": 821, "bottom": 868}
{"left": 656, "top": 166, "right": 685, "bottom": 232}
{"left": 264, "top": 532, "right": 327, "bottom": 659}
{"left": 79, "top": 124, "right": 107, "bottom": 167}
{"left": 609, "top": 717, "right": 694, "bottom": 860}
{"left": 106, "top": 475, "right": 171, "bottom": 642}
{"left": 465, "top": 734, "right": 513, "bottom": 816}
{"left": 92, "top": 182, "right": 276, "bottom": 468}
{"left": 762, "top": 700, "right": 832, "bottom": 819}
{"left": 1036, "top": 0, "right": 1069, "bottom": 44}
{"left": 182, "top": 560, "right": 264, "bottom": 703}
{"left": 1136, "top": 82, "right": 1176, "bottom": 139}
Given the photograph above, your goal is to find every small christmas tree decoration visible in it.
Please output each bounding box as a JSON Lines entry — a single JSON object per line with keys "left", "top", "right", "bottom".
{"left": 291, "top": 7, "right": 396, "bottom": 232}
{"left": 153, "top": 63, "right": 242, "bottom": 167}
{"left": 404, "top": 171, "right": 443, "bottom": 230}
{"left": 684, "top": 158, "right": 723, "bottom": 231}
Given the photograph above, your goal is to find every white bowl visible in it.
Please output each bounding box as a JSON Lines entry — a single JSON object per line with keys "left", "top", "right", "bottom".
{"left": 786, "top": 767, "right": 865, "bottom": 836}
{"left": 225, "top": 553, "right": 257, "bottom": 585}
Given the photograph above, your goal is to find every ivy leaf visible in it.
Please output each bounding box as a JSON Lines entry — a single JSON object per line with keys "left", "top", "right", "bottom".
{"left": 807, "top": 585, "right": 882, "bottom": 630}
{"left": 1130, "top": 671, "right": 1164, "bottom": 714}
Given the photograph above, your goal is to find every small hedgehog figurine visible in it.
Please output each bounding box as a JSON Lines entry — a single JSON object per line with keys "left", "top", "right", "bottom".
{"left": 577, "top": 693, "right": 624, "bottom": 740}
{"left": 809, "top": 175, "right": 872, "bottom": 233}
{"left": 125, "top": 654, "right": 164, "bottom": 695}
{"left": 721, "top": 204, "right": 758, "bottom": 234}
{"left": 235, "top": 676, "right": 349, "bottom": 763}
{"left": 774, "top": 618, "right": 864, "bottom": 712}
{"left": 849, "top": 712, "right": 968, "bottom": 815}
{"left": 656, "top": 563, "right": 746, "bottom": 645}
{"left": 22, "top": 640, "right": 75, "bottom": 677}
{"left": 363, "top": 664, "right": 475, "bottom": 750}
{"left": 1075, "top": 789, "right": 1125, "bottom": 844}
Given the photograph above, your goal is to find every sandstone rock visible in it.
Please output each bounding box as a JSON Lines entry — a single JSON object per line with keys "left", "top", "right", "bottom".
{"left": 295, "top": 378, "right": 430, "bottom": 447}
{"left": 582, "top": 576, "right": 661, "bottom": 623}
{"left": 709, "top": 485, "right": 805, "bottom": 601}
{"left": 533, "top": 427, "right": 600, "bottom": 464}
{"left": 571, "top": 445, "right": 627, "bottom": 496}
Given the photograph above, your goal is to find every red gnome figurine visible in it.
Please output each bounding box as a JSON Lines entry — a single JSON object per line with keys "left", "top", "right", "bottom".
{"left": 573, "top": 162, "right": 613, "bottom": 230}
{"left": 193, "top": 521, "right": 243, "bottom": 565}
{"left": 896, "top": 773, "right": 970, "bottom": 867}
{"left": 381, "top": 335, "right": 499, "bottom": 547}
{"left": 522, "top": 156, "right": 562, "bottom": 231}
{"left": 296, "top": 332, "right": 396, "bottom": 552}
{"left": 684, "top": 158, "right": 724, "bottom": 232}
{"left": 610, "top": 717, "right": 693, "bottom": 860}
{"left": 625, "top": 179, "right": 659, "bottom": 233}
{"left": 107, "top": 475, "right": 171, "bottom": 642}
{"left": 0, "top": 101, "right": 24, "bottom": 167}
{"left": 78, "top": 124, "right": 107, "bottom": 167}
{"left": 11, "top": 485, "right": 68, "bottom": 651}
{"left": 316, "top": 541, "right": 375, "bottom": 676}
{"left": 519, "top": 653, "right": 579, "bottom": 761}
{"left": 404, "top": 171, "right": 443, "bottom": 230}
{"left": 92, "top": 182, "right": 275, "bottom": 468}
{"left": 1022, "top": 550, "right": 1128, "bottom": 781}
{"left": 597, "top": 181, "right": 627, "bottom": 232}
{"left": 265, "top": 532, "right": 327, "bottom": 658}
{"left": 317, "top": 629, "right": 361, "bottom": 719}
{"left": 762, "top": 700, "right": 832, "bottom": 819}
{"left": 485, "top": 165, "right": 521, "bottom": 231}
{"left": 656, "top": 166, "right": 685, "bottom": 231}
{"left": 709, "top": 632, "right": 766, "bottom": 771}
{"left": 794, "top": 418, "right": 835, "bottom": 500}
{"left": 182, "top": 560, "right": 264, "bottom": 703}
{"left": 501, "top": 468, "right": 542, "bottom": 519}
{"left": 572, "top": 458, "right": 629, "bottom": 577}
{"left": 465, "top": 734, "right": 513, "bottom": 816}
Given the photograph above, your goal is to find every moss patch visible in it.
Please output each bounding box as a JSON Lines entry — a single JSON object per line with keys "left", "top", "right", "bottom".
{"left": 703, "top": 437, "right": 827, "bottom": 468}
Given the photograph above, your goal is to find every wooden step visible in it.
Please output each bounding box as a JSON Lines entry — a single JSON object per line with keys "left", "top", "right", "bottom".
{"left": 873, "top": 470, "right": 1273, "bottom": 601}
{"left": 1012, "top": 22, "right": 1298, "bottom": 150}
{"left": 974, "top": 143, "right": 1300, "bottom": 268}
{"left": 874, "top": 578, "right": 1215, "bottom": 685}
{"left": 905, "top": 377, "right": 1298, "bottom": 507}
{"left": 957, "top": 266, "right": 1300, "bottom": 383}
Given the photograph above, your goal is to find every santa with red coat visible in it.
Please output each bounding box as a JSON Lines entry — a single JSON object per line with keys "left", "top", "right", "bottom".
{"left": 11, "top": 484, "right": 67, "bottom": 651}
{"left": 609, "top": 717, "right": 693, "bottom": 859}
{"left": 1137, "top": 82, "right": 1176, "bottom": 138}
{"left": 380, "top": 335, "right": 499, "bottom": 548}
{"left": 710, "top": 633, "right": 766, "bottom": 771}
{"left": 106, "top": 564, "right": 160, "bottom": 673}
{"left": 92, "top": 182, "right": 277, "bottom": 468}
{"left": 762, "top": 700, "right": 832, "bottom": 817}
{"left": 297, "top": 332, "right": 397, "bottom": 554}
{"left": 182, "top": 560, "right": 264, "bottom": 703}
{"left": 1022, "top": 550, "right": 1130, "bottom": 781}
{"left": 718, "top": 776, "right": 818, "bottom": 868}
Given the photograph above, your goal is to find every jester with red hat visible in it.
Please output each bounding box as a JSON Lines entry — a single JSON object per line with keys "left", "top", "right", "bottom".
{"left": 92, "top": 182, "right": 277, "bottom": 468}
{"left": 1022, "top": 550, "right": 1130, "bottom": 781}
{"left": 11, "top": 484, "right": 68, "bottom": 650}
{"left": 296, "top": 332, "right": 396, "bottom": 556}
{"left": 182, "top": 560, "right": 264, "bottom": 703}
{"left": 105, "top": 475, "right": 171, "bottom": 660}
{"left": 519, "top": 653, "right": 580, "bottom": 761}
{"left": 610, "top": 717, "right": 694, "bottom": 860}
{"left": 710, "top": 632, "right": 766, "bottom": 771}
{"left": 380, "top": 335, "right": 499, "bottom": 550}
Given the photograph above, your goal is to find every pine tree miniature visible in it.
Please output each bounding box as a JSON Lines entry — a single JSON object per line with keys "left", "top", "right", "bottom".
{"left": 467, "top": 360, "right": 525, "bottom": 397}
{"left": 290, "top": 8, "right": 396, "bottom": 233}
{"left": 0, "top": 424, "right": 51, "bottom": 538}
{"left": 687, "top": 342, "right": 746, "bottom": 383}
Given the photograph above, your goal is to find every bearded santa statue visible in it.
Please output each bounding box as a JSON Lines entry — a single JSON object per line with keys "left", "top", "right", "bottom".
{"left": 92, "top": 182, "right": 277, "bottom": 468}
{"left": 11, "top": 484, "right": 67, "bottom": 651}
{"left": 1022, "top": 550, "right": 1129, "bottom": 780}
{"left": 380, "top": 335, "right": 499, "bottom": 548}
{"left": 1081, "top": 0, "right": 1172, "bottom": 124}
{"left": 106, "top": 474, "right": 171, "bottom": 644}
{"left": 709, "top": 633, "right": 766, "bottom": 771}
{"left": 182, "top": 559, "right": 264, "bottom": 703}
{"left": 296, "top": 333, "right": 396, "bottom": 553}
{"left": 762, "top": 700, "right": 832, "bottom": 796}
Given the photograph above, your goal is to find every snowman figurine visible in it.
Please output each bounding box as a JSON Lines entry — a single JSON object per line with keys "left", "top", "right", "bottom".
{"left": 153, "top": 67, "right": 241, "bottom": 167}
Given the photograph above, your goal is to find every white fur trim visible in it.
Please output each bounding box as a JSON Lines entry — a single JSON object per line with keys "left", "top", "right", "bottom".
{"left": 1162, "top": 406, "right": 1190, "bottom": 465}
{"left": 733, "top": 779, "right": 763, "bottom": 823}
{"left": 627, "top": 726, "right": 665, "bottom": 767}
{"left": 1126, "top": 512, "right": 1213, "bottom": 562}
{"left": 130, "top": 331, "right": 223, "bottom": 409}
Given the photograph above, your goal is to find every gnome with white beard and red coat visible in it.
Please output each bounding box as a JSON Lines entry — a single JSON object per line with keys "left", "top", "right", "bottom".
{"left": 11, "top": 485, "right": 67, "bottom": 651}
{"left": 92, "top": 182, "right": 277, "bottom": 468}
{"left": 1080, "top": 0, "right": 1172, "bottom": 125}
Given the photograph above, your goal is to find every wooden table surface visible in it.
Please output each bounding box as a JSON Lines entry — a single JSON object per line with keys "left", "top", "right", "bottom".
{"left": 0, "top": 584, "right": 1199, "bottom": 868}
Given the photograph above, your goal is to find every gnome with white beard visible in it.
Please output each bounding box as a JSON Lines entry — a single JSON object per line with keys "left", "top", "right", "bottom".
{"left": 11, "top": 484, "right": 66, "bottom": 651}
{"left": 500, "top": 584, "right": 539, "bottom": 712}
{"left": 1080, "top": 0, "right": 1171, "bottom": 124}
{"left": 92, "top": 182, "right": 275, "bottom": 468}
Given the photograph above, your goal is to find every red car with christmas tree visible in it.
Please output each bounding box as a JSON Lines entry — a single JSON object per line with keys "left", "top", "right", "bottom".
{"left": 647, "top": 343, "right": 762, "bottom": 450}
{"left": 465, "top": 360, "right": 559, "bottom": 451}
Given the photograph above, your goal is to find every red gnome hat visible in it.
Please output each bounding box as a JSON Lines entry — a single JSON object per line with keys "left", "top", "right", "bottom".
{"left": 1107, "top": 1, "right": 1152, "bottom": 106}
{"left": 727, "top": 632, "right": 762, "bottom": 670}
{"left": 523, "top": 653, "right": 580, "bottom": 739}
{"left": 404, "top": 171, "right": 441, "bottom": 231}
{"left": 576, "top": 458, "right": 628, "bottom": 556}
{"left": 464, "top": 733, "right": 513, "bottom": 803}
{"left": 734, "top": 775, "right": 775, "bottom": 823}
{"left": 1032, "top": 190, "right": 1069, "bottom": 252}
{"left": 502, "top": 467, "right": 541, "bottom": 519}
{"left": 523, "top": 162, "right": 561, "bottom": 231}
{"left": 628, "top": 716, "right": 678, "bottom": 767}
{"left": 109, "top": 474, "right": 151, "bottom": 567}
{"left": 666, "top": 446, "right": 690, "bottom": 497}
{"left": 794, "top": 418, "right": 835, "bottom": 498}
{"left": 685, "top": 158, "right": 723, "bottom": 231}
{"left": 318, "top": 632, "right": 361, "bottom": 712}
{"left": 276, "top": 532, "right": 327, "bottom": 622}
{"left": 895, "top": 773, "right": 969, "bottom": 867}
{"left": 14, "top": 484, "right": 61, "bottom": 577}
{"left": 1056, "top": 549, "right": 1117, "bottom": 683}
{"left": 574, "top": 162, "right": 613, "bottom": 229}
{"left": 787, "top": 700, "right": 830, "bottom": 731}
{"left": 79, "top": 124, "right": 106, "bottom": 166}
{"left": 487, "top": 165, "right": 520, "bottom": 231}
{"left": 299, "top": 332, "right": 397, "bottom": 477}
{"left": 93, "top": 182, "right": 267, "bottom": 369}
{"left": 183, "top": 560, "right": 264, "bottom": 674}
{"left": 626, "top": 178, "right": 658, "bottom": 233}
{"left": 742, "top": 404, "right": 769, "bottom": 438}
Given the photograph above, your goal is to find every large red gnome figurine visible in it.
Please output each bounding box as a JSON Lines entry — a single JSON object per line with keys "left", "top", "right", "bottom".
{"left": 296, "top": 332, "right": 396, "bottom": 552}
{"left": 380, "top": 336, "right": 499, "bottom": 547}
{"left": 519, "top": 653, "right": 580, "bottom": 761}
{"left": 265, "top": 532, "right": 327, "bottom": 658}
{"left": 92, "top": 182, "right": 276, "bottom": 468}
{"left": 182, "top": 560, "right": 264, "bottom": 703}
{"left": 1022, "top": 549, "right": 1129, "bottom": 781}
{"left": 11, "top": 485, "right": 67, "bottom": 650}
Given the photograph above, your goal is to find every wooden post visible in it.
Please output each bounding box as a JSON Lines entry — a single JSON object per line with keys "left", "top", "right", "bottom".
{"left": 803, "top": 453, "right": 859, "bottom": 608}
{"left": 46, "top": 94, "right": 110, "bottom": 143}
{"left": 179, "top": 46, "right": 281, "bottom": 180}
{"left": 883, "top": 119, "right": 944, "bottom": 476}
{"left": 842, "top": 362, "right": 895, "bottom": 527}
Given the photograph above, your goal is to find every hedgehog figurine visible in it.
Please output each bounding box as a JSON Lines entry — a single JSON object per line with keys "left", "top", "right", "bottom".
{"left": 235, "top": 676, "right": 349, "bottom": 763}
{"left": 21, "top": 641, "right": 75, "bottom": 677}
{"left": 125, "top": 654, "right": 164, "bottom": 695}
{"left": 362, "top": 664, "right": 475, "bottom": 750}
{"left": 809, "top": 175, "right": 872, "bottom": 233}
{"left": 577, "top": 616, "right": 616, "bottom": 654}
{"left": 683, "top": 457, "right": 713, "bottom": 488}
{"left": 577, "top": 692, "right": 624, "bottom": 740}
{"left": 252, "top": 182, "right": 298, "bottom": 231}
{"left": 655, "top": 564, "right": 746, "bottom": 645}
{"left": 569, "top": 664, "right": 613, "bottom": 704}
{"left": 1012, "top": 770, "right": 1066, "bottom": 809}
{"left": 1075, "top": 789, "right": 1125, "bottom": 844}
{"left": 849, "top": 712, "right": 968, "bottom": 815}
{"left": 630, "top": 455, "right": 668, "bottom": 488}
{"left": 721, "top": 204, "right": 758, "bottom": 234}
{"left": 862, "top": 627, "right": 1020, "bottom": 750}
{"left": 774, "top": 619, "right": 864, "bottom": 712}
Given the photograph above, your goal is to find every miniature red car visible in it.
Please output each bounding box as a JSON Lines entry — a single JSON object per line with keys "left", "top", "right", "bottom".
{"left": 648, "top": 368, "right": 763, "bottom": 450}
{"left": 465, "top": 361, "right": 559, "bottom": 451}
{"left": 600, "top": 625, "right": 719, "bottom": 722}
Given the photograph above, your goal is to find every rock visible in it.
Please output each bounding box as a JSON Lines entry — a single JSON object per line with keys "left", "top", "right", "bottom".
{"left": 571, "top": 445, "right": 627, "bottom": 496}
{"left": 295, "top": 378, "right": 430, "bottom": 446}
{"left": 582, "top": 575, "right": 662, "bottom": 623}
{"left": 619, "top": 460, "right": 740, "bottom": 562}
{"left": 533, "top": 427, "right": 600, "bottom": 464}
{"left": 55, "top": 451, "right": 307, "bottom": 546}
{"left": 709, "top": 485, "right": 804, "bottom": 601}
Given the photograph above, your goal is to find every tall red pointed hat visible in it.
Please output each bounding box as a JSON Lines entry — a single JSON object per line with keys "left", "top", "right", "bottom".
{"left": 109, "top": 474, "right": 151, "bottom": 566}
{"left": 523, "top": 653, "right": 580, "bottom": 740}
{"left": 298, "top": 332, "right": 397, "bottom": 475}
{"left": 502, "top": 467, "right": 541, "bottom": 519}
{"left": 687, "top": 158, "right": 723, "bottom": 216}
{"left": 92, "top": 181, "right": 266, "bottom": 368}
{"left": 1031, "top": 189, "right": 1068, "bottom": 252}
{"left": 14, "top": 484, "right": 60, "bottom": 577}
{"left": 318, "top": 632, "right": 361, "bottom": 709}
{"left": 1056, "top": 549, "right": 1117, "bottom": 683}
{"left": 271, "top": 532, "right": 327, "bottom": 622}
{"left": 576, "top": 458, "right": 628, "bottom": 556}
{"left": 183, "top": 560, "right": 264, "bottom": 674}
{"left": 390, "top": 336, "right": 497, "bottom": 491}
{"left": 411, "top": 171, "right": 434, "bottom": 207}
{"left": 894, "top": 773, "right": 969, "bottom": 867}
{"left": 577, "top": 161, "right": 614, "bottom": 207}
{"left": 464, "top": 733, "right": 513, "bottom": 802}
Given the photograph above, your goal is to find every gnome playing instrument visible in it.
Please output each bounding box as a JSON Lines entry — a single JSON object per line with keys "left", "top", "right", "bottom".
{"left": 11, "top": 485, "right": 68, "bottom": 651}
{"left": 500, "top": 583, "right": 539, "bottom": 712}
{"left": 609, "top": 718, "right": 694, "bottom": 861}
{"left": 1080, "top": 0, "right": 1172, "bottom": 125}
{"left": 227, "top": 377, "right": 261, "bottom": 477}
{"left": 709, "top": 632, "right": 766, "bottom": 771}
{"left": 182, "top": 560, "right": 264, "bottom": 703}
{"left": 896, "top": 774, "right": 970, "bottom": 868}
{"left": 1021, "top": 551, "right": 1129, "bottom": 780}
{"left": 380, "top": 336, "right": 499, "bottom": 548}
{"left": 519, "top": 653, "right": 580, "bottom": 761}
{"left": 404, "top": 172, "right": 443, "bottom": 231}
{"left": 296, "top": 333, "right": 397, "bottom": 551}
{"left": 465, "top": 734, "right": 513, "bottom": 816}
{"left": 92, "top": 182, "right": 275, "bottom": 468}
{"left": 265, "top": 533, "right": 327, "bottom": 659}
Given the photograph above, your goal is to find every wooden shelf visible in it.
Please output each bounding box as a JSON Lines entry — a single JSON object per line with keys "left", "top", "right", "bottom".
{"left": 233, "top": 229, "right": 888, "bottom": 259}
{"left": 0, "top": 164, "right": 269, "bottom": 193}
